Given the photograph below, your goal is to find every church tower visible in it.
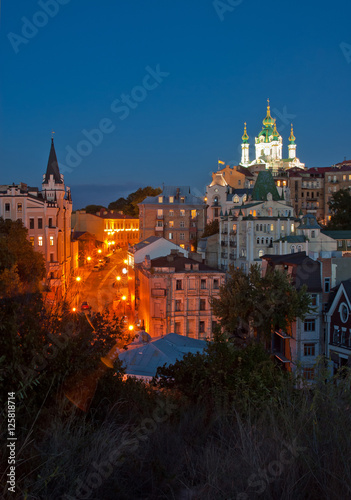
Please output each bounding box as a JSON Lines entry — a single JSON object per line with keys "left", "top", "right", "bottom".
{"left": 288, "top": 124, "right": 297, "bottom": 159}
{"left": 241, "top": 122, "right": 250, "bottom": 165}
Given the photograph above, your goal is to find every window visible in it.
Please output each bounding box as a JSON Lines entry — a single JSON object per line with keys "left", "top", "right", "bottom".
{"left": 270, "top": 224, "right": 274, "bottom": 232}
{"left": 29, "top": 218, "right": 34, "bottom": 229}
{"left": 304, "top": 343, "right": 315, "bottom": 356}
{"left": 17, "top": 203, "right": 22, "bottom": 213}
{"left": 324, "top": 278, "right": 330, "bottom": 293}
{"left": 38, "top": 236, "right": 43, "bottom": 246}
{"left": 175, "top": 322, "right": 181, "bottom": 334}
{"left": 180, "top": 233, "right": 185, "bottom": 240}
{"left": 50, "top": 253, "right": 54, "bottom": 263}
{"left": 169, "top": 196, "right": 174, "bottom": 203}
{"left": 333, "top": 326, "right": 340, "bottom": 344}
{"left": 180, "top": 220, "right": 185, "bottom": 228}
{"left": 199, "top": 321, "right": 205, "bottom": 333}
{"left": 200, "top": 299, "right": 206, "bottom": 311}
{"left": 180, "top": 209, "right": 185, "bottom": 217}
{"left": 49, "top": 236, "right": 54, "bottom": 246}
{"left": 157, "top": 209, "right": 163, "bottom": 218}
{"left": 343, "top": 175, "right": 347, "bottom": 181}
{"left": 158, "top": 196, "right": 163, "bottom": 203}
{"left": 156, "top": 220, "right": 163, "bottom": 227}
{"left": 5, "top": 203, "right": 10, "bottom": 212}
{"left": 49, "top": 218, "right": 53, "bottom": 228}
{"left": 180, "top": 197, "right": 185, "bottom": 203}
{"left": 311, "top": 230, "right": 315, "bottom": 238}
{"left": 176, "top": 280, "right": 182, "bottom": 290}
{"left": 169, "top": 232, "right": 173, "bottom": 240}
{"left": 339, "top": 303, "right": 349, "bottom": 323}
{"left": 200, "top": 279, "right": 206, "bottom": 289}
{"left": 291, "top": 246, "right": 295, "bottom": 253}
{"left": 304, "top": 319, "right": 315, "bottom": 331}
{"left": 175, "top": 300, "right": 181, "bottom": 312}
{"left": 38, "top": 218, "right": 43, "bottom": 229}
{"left": 169, "top": 210, "right": 174, "bottom": 216}
{"left": 169, "top": 221, "right": 174, "bottom": 228}
{"left": 191, "top": 209, "right": 196, "bottom": 218}
{"left": 213, "top": 279, "right": 219, "bottom": 289}
{"left": 311, "top": 294, "right": 317, "bottom": 307}
{"left": 257, "top": 238, "right": 260, "bottom": 244}
{"left": 29, "top": 236, "right": 34, "bottom": 246}
{"left": 303, "top": 368, "right": 314, "bottom": 380}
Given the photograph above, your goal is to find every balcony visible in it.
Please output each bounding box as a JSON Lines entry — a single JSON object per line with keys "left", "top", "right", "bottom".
{"left": 151, "top": 288, "right": 167, "bottom": 297}
{"left": 155, "top": 226, "right": 164, "bottom": 231}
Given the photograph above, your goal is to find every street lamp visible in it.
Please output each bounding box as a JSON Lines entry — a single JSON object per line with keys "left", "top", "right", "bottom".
{"left": 87, "top": 256, "right": 91, "bottom": 262}
{"left": 122, "top": 295, "right": 127, "bottom": 316}
{"left": 98, "top": 249, "right": 102, "bottom": 254}
{"left": 128, "top": 325, "right": 134, "bottom": 331}
{"left": 76, "top": 276, "right": 81, "bottom": 282}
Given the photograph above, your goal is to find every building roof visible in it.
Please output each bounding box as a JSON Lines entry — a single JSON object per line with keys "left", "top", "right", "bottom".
{"left": 251, "top": 171, "right": 281, "bottom": 201}
{"left": 141, "top": 186, "right": 205, "bottom": 206}
{"left": 150, "top": 253, "right": 224, "bottom": 273}
{"left": 43, "top": 138, "right": 63, "bottom": 184}
{"left": 133, "top": 235, "right": 162, "bottom": 251}
{"left": 298, "top": 214, "right": 321, "bottom": 229}
{"left": 262, "top": 251, "right": 322, "bottom": 291}
{"left": 277, "top": 235, "right": 306, "bottom": 243}
{"left": 118, "top": 333, "right": 207, "bottom": 380}
{"left": 321, "top": 230, "right": 351, "bottom": 240}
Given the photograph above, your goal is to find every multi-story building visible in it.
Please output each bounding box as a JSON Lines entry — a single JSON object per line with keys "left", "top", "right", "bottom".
{"left": 206, "top": 164, "right": 255, "bottom": 223}
{"left": 0, "top": 139, "right": 72, "bottom": 298}
{"left": 138, "top": 186, "right": 207, "bottom": 251}
{"left": 135, "top": 250, "right": 225, "bottom": 339}
{"left": 72, "top": 209, "right": 139, "bottom": 250}
{"left": 325, "top": 279, "right": 351, "bottom": 374}
{"left": 261, "top": 252, "right": 323, "bottom": 380}
{"left": 218, "top": 170, "right": 296, "bottom": 272}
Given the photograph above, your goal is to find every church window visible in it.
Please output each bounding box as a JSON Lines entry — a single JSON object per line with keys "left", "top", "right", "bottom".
{"left": 266, "top": 238, "right": 269, "bottom": 245}
{"left": 291, "top": 246, "right": 295, "bottom": 253}
{"left": 257, "top": 238, "right": 260, "bottom": 244}
{"left": 261, "top": 238, "right": 264, "bottom": 244}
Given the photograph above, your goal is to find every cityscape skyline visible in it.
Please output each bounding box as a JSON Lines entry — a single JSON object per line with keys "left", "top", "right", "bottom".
{"left": 1, "top": 1, "right": 351, "bottom": 209}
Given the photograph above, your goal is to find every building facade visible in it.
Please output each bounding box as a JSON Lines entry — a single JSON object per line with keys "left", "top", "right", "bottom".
{"left": 0, "top": 139, "right": 72, "bottom": 298}
{"left": 135, "top": 251, "right": 225, "bottom": 339}
{"left": 138, "top": 186, "right": 207, "bottom": 251}
{"left": 72, "top": 209, "right": 139, "bottom": 250}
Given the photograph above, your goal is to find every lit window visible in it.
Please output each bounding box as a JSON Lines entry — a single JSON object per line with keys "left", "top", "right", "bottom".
{"left": 169, "top": 210, "right": 174, "bottom": 216}
{"left": 29, "top": 236, "right": 34, "bottom": 246}
{"left": 158, "top": 196, "right": 163, "bottom": 203}
{"left": 169, "top": 221, "right": 174, "bottom": 228}
{"left": 17, "top": 203, "right": 22, "bottom": 213}
{"left": 38, "top": 236, "right": 43, "bottom": 246}
{"left": 191, "top": 209, "right": 196, "bottom": 218}
{"left": 180, "top": 209, "right": 185, "bottom": 217}
{"left": 169, "top": 232, "right": 173, "bottom": 240}
{"left": 49, "top": 236, "right": 54, "bottom": 246}
{"left": 169, "top": 196, "right": 174, "bottom": 203}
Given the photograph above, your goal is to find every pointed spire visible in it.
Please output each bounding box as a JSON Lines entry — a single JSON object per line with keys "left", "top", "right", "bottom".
{"left": 272, "top": 119, "right": 279, "bottom": 140}
{"left": 43, "top": 138, "right": 63, "bottom": 184}
{"left": 289, "top": 123, "right": 296, "bottom": 144}
{"left": 262, "top": 98, "right": 274, "bottom": 128}
{"left": 242, "top": 122, "right": 249, "bottom": 143}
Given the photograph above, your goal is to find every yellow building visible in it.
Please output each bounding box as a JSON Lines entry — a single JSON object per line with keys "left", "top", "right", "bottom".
{"left": 72, "top": 209, "right": 139, "bottom": 250}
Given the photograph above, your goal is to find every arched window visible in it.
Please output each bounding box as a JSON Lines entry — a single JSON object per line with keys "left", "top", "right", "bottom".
{"left": 257, "top": 238, "right": 260, "bottom": 244}
{"left": 291, "top": 245, "right": 295, "bottom": 253}
{"left": 261, "top": 238, "right": 265, "bottom": 244}
{"left": 253, "top": 210, "right": 256, "bottom": 217}
{"left": 266, "top": 238, "right": 269, "bottom": 245}
{"left": 233, "top": 195, "right": 239, "bottom": 203}
{"left": 260, "top": 224, "right": 263, "bottom": 231}
{"left": 297, "top": 245, "right": 302, "bottom": 252}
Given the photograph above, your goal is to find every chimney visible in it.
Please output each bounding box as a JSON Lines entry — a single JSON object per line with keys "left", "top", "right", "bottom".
{"left": 175, "top": 188, "right": 180, "bottom": 200}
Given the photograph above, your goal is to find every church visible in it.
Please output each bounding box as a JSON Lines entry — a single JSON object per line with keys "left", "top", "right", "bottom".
{"left": 240, "top": 99, "right": 305, "bottom": 171}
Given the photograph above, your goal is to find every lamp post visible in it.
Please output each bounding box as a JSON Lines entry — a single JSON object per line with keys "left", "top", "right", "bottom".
{"left": 76, "top": 276, "right": 81, "bottom": 308}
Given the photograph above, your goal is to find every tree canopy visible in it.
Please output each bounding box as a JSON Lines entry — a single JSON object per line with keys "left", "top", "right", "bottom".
{"left": 109, "top": 186, "right": 162, "bottom": 217}
{"left": 82, "top": 204, "right": 106, "bottom": 214}
{"left": 0, "top": 218, "right": 45, "bottom": 296}
{"left": 201, "top": 219, "right": 219, "bottom": 238}
{"left": 326, "top": 188, "right": 351, "bottom": 230}
{"left": 210, "top": 264, "right": 312, "bottom": 344}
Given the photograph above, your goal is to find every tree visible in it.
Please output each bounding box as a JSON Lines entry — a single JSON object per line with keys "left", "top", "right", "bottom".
{"left": 109, "top": 187, "right": 162, "bottom": 217}
{"left": 201, "top": 219, "right": 219, "bottom": 238}
{"left": 326, "top": 188, "right": 351, "bottom": 230}
{"left": 210, "top": 264, "right": 312, "bottom": 345}
{"left": 0, "top": 218, "right": 45, "bottom": 296}
{"left": 81, "top": 204, "right": 106, "bottom": 214}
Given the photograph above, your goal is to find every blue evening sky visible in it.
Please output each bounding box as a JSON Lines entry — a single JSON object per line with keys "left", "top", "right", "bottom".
{"left": 1, "top": 0, "right": 350, "bottom": 209}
